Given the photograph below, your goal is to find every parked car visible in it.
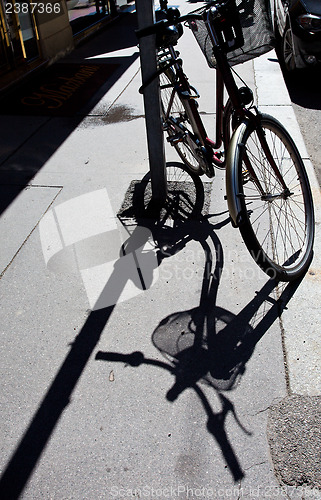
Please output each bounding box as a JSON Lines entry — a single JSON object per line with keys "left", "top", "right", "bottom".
{"left": 271, "top": 0, "right": 321, "bottom": 71}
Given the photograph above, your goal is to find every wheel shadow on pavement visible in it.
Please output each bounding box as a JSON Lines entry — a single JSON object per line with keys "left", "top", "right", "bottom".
{"left": 95, "top": 195, "right": 302, "bottom": 482}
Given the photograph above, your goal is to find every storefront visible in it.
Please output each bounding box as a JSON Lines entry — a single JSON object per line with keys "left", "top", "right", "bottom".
{"left": 0, "top": 0, "right": 121, "bottom": 90}
{"left": 67, "top": 0, "right": 118, "bottom": 37}
{"left": 0, "top": 0, "right": 40, "bottom": 74}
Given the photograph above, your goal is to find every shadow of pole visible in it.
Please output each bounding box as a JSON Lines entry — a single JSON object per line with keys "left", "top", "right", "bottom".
{"left": 0, "top": 307, "right": 113, "bottom": 499}
{"left": 0, "top": 159, "right": 207, "bottom": 498}
{"left": 0, "top": 222, "right": 157, "bottom": 499}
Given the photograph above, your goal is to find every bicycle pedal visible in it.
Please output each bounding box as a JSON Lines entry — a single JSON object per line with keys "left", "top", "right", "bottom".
{"left": 178, "top": 85, "right": 200, "bottom": 100}
{"left": 167, "top": 133, "right": 186, "bottom": 145}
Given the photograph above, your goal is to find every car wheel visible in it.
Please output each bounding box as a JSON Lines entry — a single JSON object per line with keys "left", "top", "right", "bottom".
{"left": 282, "top": 27, "right": 296, "bottom": 72}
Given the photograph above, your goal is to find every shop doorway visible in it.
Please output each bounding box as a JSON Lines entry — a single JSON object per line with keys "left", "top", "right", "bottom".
{"left": 0, "top": 0, "right": 39, "bottom": 76}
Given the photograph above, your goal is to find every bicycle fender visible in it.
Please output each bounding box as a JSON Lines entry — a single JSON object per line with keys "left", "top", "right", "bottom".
{"left": 225, "top": 121, "right": 248, "bottom": 228}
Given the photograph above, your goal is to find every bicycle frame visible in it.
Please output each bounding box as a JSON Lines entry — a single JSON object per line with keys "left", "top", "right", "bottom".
{"left": 137, "top": 2, "right": 315, "bottom": 281}
{"left": 158, "top": 43, "right": 229, "bottom": 172}
{"left": 149, "top": 4, "right": 291, "bottom": 194}
{"left": 203, "top": 9, "right": 290, "bottom": 195}
{"left": 136, "top": 2, "right": 314, "bottom": 281}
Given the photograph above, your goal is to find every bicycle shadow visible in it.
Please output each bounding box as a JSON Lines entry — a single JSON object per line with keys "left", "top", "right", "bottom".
{"left": 0, "top": 163, "right": 301, "bottom": 496}
{"left": 96, "top": 212, "right": 301, "bottom": 482}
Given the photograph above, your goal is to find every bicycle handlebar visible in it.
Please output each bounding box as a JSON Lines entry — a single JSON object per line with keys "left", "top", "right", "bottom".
{"left": 135, "top": 13, "right": 203, "bottom": 39}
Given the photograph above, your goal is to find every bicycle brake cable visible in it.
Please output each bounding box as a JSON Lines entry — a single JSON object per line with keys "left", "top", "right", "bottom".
{"left": 230, "top": 66, "right": 254, "bottom": 107}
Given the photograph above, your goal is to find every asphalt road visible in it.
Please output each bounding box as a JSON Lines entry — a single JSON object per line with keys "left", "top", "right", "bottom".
{"left": 283, "top": 66, "right": 321, "bottom": 187}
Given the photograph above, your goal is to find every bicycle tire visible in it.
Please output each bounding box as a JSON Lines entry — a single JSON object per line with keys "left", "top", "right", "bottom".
{"left": 159, "top": 65, "right": 203, "bottom": 176}
{"left": 228, "top": 114, "right": 314, "bottom": 281}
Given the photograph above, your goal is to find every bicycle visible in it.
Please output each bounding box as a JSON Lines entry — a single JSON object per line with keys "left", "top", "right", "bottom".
{"left": 136, "top": 0, "right": 315, "bottom": 282}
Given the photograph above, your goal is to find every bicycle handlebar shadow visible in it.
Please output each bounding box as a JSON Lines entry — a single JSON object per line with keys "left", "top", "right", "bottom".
{"left": 96, "top": 213, "right": 302, "bottom": 482}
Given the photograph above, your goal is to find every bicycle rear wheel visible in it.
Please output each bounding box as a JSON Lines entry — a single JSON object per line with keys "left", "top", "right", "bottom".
{"left": 159, "top": 67, "right": 203, "bottom": 175}
{"left": 232, "top": 114, "right": 314, "bottom": 281}
{"left": 137, "top": 162, "right": 205, "bottom": 222}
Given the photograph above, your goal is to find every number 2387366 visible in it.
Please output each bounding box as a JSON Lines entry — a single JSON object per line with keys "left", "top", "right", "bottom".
{"left": 5, "top": 2, "right": 61, "bottom": 14}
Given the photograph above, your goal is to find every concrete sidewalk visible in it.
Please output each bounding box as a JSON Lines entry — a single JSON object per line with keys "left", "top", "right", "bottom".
{"left": 0, "top": 2, "right": 321, "bottom": 498}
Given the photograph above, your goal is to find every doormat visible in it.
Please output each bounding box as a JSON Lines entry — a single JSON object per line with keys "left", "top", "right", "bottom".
{"left": 1, "top": 63, "right": 119, "bottom": 117}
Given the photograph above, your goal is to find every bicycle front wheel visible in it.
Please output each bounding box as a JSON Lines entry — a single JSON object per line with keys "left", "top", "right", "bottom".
{"left": 233, "top": 114, "right": 314, "bottom": 281}
{"left": 159, "top": 68, "right": 203, "bottom": 175}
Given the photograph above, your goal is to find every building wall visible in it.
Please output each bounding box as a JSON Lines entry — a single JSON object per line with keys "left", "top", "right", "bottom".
{"left": 0, "top": 0, "right": 119, "bottom": 89}
{"left": 35, "top": 0, "right": 74, "bottom": 61}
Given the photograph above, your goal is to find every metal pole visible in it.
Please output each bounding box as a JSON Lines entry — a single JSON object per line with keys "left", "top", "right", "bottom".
{"left": 135, "top": 0, "right": 167, "bottom": 205}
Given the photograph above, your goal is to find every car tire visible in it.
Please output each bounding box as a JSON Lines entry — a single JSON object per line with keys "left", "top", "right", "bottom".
{"left": 282, "top": 26, "right": 297, "bottom": 72}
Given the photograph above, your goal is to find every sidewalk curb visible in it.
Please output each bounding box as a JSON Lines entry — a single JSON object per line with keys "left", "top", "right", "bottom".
{"left": 254, "top": 51, "right": 321, "bottom": 397}
{"left": 254, "top": 50, "right": 321, "bottom": 493}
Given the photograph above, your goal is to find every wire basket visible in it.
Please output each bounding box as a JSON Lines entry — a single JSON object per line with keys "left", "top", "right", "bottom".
{"left": 188, "top": 0, "right": 275, "bottom": 68}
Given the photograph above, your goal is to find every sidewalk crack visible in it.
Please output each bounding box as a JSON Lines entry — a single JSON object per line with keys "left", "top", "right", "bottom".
{"left": 0, "top": 186, "right": 63, "bottom": 279}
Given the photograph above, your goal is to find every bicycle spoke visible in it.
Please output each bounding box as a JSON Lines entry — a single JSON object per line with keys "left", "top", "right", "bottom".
{"left": 159, "top": 65, "right": 201, "bottom": 174}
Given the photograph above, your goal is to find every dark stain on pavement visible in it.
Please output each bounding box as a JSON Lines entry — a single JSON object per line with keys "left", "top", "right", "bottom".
{"left": 103, "top": 105, "right": 144, "bottom": 123}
